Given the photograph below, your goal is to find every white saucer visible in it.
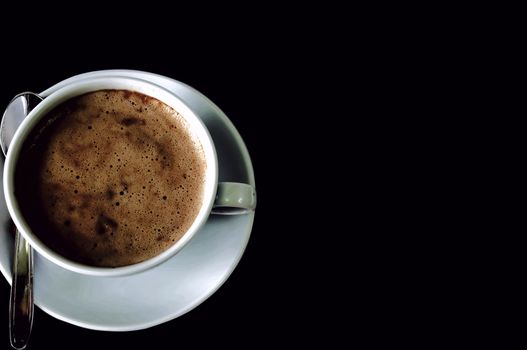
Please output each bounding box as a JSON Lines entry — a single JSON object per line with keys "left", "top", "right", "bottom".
{"left": 0, "top": 70, "right": 256, "bottom": 331}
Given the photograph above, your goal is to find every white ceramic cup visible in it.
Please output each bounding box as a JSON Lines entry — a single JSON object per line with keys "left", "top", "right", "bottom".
{"left": 3, "top": 76, "right": 256, "bottom": 277}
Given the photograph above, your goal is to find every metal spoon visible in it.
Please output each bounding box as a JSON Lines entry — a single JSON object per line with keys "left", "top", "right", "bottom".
{"left": 1, "top": 92, "right": 42, "bottom": 350}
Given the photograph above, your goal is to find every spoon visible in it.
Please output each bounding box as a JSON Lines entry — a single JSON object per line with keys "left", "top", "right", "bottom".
{"left": 1, "top": 92, "right": 42, "bottom": 350}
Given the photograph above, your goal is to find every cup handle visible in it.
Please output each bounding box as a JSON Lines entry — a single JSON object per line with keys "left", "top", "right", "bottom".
{"left": 212, "top": 182, "right": 257, "bottom": 215}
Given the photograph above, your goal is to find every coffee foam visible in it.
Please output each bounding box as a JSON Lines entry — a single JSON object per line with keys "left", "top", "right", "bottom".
{"left": 16, "top": 90, "right": 206, "bottom": 267}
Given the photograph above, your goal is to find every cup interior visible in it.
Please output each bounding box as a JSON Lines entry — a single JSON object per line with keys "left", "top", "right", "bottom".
{"left": 3, "top": 76, "right": 218, "bottom": 277}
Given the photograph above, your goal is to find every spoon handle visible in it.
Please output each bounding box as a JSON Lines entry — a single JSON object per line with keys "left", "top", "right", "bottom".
{"left": 9, "top": 230, "right": 33, "bottom": 350}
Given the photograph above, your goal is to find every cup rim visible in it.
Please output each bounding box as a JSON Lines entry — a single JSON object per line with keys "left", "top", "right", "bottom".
{"left": 3, "top": 76, "right": 218, "bottom": 277}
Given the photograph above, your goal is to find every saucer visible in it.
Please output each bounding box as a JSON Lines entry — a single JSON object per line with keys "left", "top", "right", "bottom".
{"left": 0, "top": 70, "right": 256, "bottom": 331}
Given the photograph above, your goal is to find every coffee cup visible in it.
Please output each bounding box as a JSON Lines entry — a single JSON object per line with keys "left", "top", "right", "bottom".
{"left": 3, "top": 76, "right": 256, "bottom": 277}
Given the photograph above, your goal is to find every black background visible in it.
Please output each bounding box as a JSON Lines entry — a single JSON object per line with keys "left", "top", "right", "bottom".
{"left": 0, "top": 38, "right": 300, "bottom": 349}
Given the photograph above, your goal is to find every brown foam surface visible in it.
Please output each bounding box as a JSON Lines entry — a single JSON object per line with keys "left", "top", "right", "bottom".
{"left": 16, "top": 90, "right": 206, "bottom": 267}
